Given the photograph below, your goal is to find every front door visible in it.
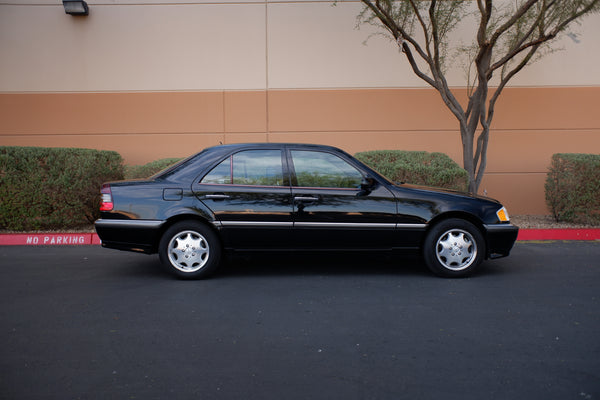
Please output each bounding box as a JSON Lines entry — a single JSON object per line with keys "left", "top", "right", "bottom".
{"left": 288, "top": 149, "right": 398, "bottom": 250}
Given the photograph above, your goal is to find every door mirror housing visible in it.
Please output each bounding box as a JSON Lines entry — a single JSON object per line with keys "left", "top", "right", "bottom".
{"left": 358, "top": 177, "right": 376, "bottom": 195}
{"left": 361, "top": 177, "right": 375, "bottom": 190}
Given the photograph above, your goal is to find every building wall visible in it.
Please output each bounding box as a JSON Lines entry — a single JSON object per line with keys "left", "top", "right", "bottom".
{"left": 1, "top": 0, "right": 599, "bottom": 215}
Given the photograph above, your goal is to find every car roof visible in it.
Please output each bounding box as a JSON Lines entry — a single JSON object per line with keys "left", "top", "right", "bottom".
{"left": 203, "top": 143, "right": 344, "bottom": 152}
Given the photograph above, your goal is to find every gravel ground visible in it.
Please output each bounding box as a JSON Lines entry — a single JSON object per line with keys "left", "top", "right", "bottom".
{"left": 511, "top": 215, "right": 600, "bottom": 229}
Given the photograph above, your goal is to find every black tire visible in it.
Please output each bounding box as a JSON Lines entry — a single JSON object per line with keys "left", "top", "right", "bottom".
{"left": 423, "top": 218, "right": 485, "bottom": 278}
{"left": 158, "top": 221, "right": 221, "bottom": 279}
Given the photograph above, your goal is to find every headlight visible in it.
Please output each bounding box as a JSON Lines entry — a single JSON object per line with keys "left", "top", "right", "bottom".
{"left": 496, "top": 207, "right": 510, "bottom": 222}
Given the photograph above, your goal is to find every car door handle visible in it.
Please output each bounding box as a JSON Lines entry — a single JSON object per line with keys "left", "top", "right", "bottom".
{"left": 204, "top": 194, "right": 231, "bottom": 200}
{"left": 294, "top": 196, "right": 319, "bottom": 202}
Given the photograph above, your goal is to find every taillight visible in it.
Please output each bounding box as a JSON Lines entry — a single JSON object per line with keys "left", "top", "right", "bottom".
{"left": 100, "top": 184, "right": 114, "bottom": 211}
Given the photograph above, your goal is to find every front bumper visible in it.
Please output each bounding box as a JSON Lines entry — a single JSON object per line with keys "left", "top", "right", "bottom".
{"left": 483, "top": 223, "right": 519, "bottom": 259}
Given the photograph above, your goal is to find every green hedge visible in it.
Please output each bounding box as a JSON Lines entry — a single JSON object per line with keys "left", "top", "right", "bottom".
{"left": 355, "top": 150, "right": 469, "bottom": 191}
{"left": 125, "top": 158, "right": 183, "bottom": 180}
{"left": 0, "top": 147, "right": 124, "bottom": 231}
{"left": 545, "top": 153, "right": 600, "bottom": 225}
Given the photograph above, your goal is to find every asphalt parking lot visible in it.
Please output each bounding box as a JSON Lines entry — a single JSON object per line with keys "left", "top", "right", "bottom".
{"left": 1, "top": 242, "right": 599, "bottom": 400}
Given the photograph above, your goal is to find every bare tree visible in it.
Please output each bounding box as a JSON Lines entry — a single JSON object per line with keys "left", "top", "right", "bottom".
{"left": 359, "top": 0, "right": 599, "bottom": 193}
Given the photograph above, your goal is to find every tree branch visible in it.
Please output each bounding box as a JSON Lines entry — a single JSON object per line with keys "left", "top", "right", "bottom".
{"left": 490, "top": 0, "right": 598, "bottom": 74}
{"left": 407, "top": 0, "right": 433, "bottom": 60}
{"left": 489, "top": 0, "right": 539, "bottom": 46}
{"left": 364, "top": 0, "right": 430, "bottom": 62}
{"left": 400, "top": 43, "right": 438, "bottom": 87}
{"left": 429, "top": 0, "right": 442, "bottom": 75}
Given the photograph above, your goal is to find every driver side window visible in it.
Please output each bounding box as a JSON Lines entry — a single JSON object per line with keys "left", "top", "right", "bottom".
{"left": 290, "top": 150, "right": 363, "bottom": 188}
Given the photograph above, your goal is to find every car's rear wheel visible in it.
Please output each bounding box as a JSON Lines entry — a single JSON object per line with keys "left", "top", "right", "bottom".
{"left": 423, "top": 218, "right": 485, "bottom": 277}
{"left": 159, "top": 221, "right": 221, "bottom": 279}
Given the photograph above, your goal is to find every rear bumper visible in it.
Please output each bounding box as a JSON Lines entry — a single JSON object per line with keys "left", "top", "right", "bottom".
{"left": 95, "top": 219, "right": 164, "bottom": 254}
{"left": 483, "top": 223, "right": 519, "bottom": 259}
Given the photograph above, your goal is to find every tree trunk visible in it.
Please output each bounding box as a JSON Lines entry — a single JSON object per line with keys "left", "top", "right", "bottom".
{"left": 461, "top": 127, "right": 477, "bottom": 194}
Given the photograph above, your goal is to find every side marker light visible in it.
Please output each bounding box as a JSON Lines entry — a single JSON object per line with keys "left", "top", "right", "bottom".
{"left": 496, "top": 207, "right": 510, "bottom": 222}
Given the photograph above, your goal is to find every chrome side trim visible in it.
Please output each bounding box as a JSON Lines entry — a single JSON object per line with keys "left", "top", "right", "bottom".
{"left": 95, "top": 219, "right": 164, "bottom": 229}
{"left": 396, "top": 223, "right": 427, "bottom": 229}
{"left": 219, "top": 221, "right": 294, "bottom": 227}
{"left": 295, "top": 222, "right": 397, "bottom": 229}
{"left": 215, "top": 221, "right": 427, "bottom": 229}
{"left": 294, "top": 196, "right": 320, "bottom": 202}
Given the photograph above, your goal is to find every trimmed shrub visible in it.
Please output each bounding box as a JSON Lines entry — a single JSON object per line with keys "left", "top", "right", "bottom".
{"left": 0, "top": 147, "right": 124, "bottom": 231}
{"left": 545, "top": 153, "right": 600, "bottom": 225}
{"left": 355, "top": 150, "right": 469, "bottom": 191}
{"left": 125, "top": 158, "right": 183, "bottom": 180}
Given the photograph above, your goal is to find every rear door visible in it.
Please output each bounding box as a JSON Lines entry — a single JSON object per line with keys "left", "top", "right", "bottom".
{"left": 192, "top": 148, "right": 294, "bottom": 250}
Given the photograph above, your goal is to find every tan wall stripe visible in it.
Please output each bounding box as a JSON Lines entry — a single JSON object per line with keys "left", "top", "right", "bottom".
{"left": 1, "top": 87, "right": 599, "bottom": 215}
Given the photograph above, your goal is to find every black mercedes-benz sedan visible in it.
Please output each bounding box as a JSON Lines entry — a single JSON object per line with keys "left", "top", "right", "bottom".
{"left": 95, "top": 143, "right": 518, "bottom": 279}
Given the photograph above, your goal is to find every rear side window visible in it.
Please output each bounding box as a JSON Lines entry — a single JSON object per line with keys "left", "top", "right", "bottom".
{"left": 201, "top": 150, "right": 284, "bottom": 186}
{"left": 290, "top": 150, "right": 363, "bottom": 188}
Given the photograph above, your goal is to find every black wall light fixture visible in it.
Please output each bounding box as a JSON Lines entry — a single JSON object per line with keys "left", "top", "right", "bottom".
{"left": 63, "top": 0, "right": 89, "bottom": 16}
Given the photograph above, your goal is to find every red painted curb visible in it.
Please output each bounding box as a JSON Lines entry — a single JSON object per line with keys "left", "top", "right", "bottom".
{"left": 517, "top": 229, "right": 600, "bottom": 241}
{"left": 0, "top": 233, "right": 100, "bottom": 246}
{"left": 1, "top": 229, "right": 599, "bottom": 246}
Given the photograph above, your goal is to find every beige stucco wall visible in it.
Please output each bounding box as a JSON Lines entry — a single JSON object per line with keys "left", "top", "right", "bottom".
{"left": 2, "top": 0, "right": 599, "bottom": 91}
{"left": 1, "top": 0, "right": 599, "bottom": 215}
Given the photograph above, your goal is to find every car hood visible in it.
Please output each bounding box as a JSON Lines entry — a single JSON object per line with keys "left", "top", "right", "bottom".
{"left": 394, "top": 183, "right": 502, "bottom": 204}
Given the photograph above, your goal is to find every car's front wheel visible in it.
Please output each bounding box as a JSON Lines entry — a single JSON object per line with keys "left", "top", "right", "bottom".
{"left": 158, "top": 221, "right": 221, "bottom": 279}
{"left": 423, "top": 218, "right": 485, "bottom": 277}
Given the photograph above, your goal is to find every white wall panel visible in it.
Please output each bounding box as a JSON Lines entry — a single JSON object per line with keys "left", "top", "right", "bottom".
{"left": 1, "top": 0, "right": 599, "bottom": 92}
{"left": 508, "top": 14, "right": 600, "bottom": 87}
{"left": 0, "top": 3, "right": 266, "bottom": 91}
{"left": 267, "top": 2, "right": 426, "bottom": 89}
{"left": 267, "top": 1, "right": 600, "bottom": 89}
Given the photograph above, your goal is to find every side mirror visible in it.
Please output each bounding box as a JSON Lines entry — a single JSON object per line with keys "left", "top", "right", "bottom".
{"left": 361, "top": 177, "right": 375, "bottom": 190}
{"left": 358, "top": 177, "right": 376, "bottom": 196}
